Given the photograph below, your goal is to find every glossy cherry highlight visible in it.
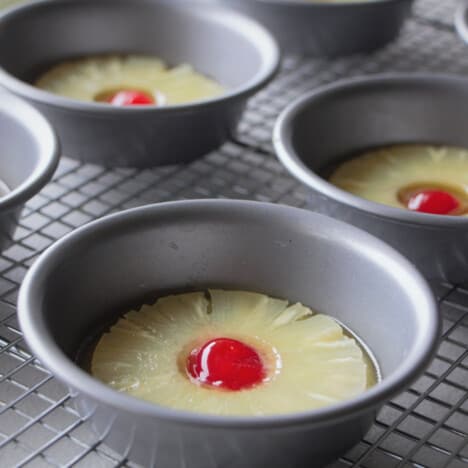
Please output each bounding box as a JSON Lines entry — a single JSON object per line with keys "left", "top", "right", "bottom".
{"left": 106, "top": 90, "right": 154, "bottom": 106}
{"left": 407, "top": 189, "right": 460, "bottom": 215}
{"left": 186, "top": 337, "right": 265, "bottom": 391}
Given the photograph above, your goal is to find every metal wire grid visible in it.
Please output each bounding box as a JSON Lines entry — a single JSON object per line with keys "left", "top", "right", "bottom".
{"left": 238, "top": 2, "right": 468, "bottom": 153}
{"left": 0, "top": 0, "right": 467, "bottom": 466}
{"left": 413, "top": 0, "right": 460, "bottom": 27}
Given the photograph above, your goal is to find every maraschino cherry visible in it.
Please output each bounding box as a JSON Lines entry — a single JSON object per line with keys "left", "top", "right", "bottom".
{"left": 106, "top": 90, "right": 154, "bottom": 106}
{"left": 187, "top": 337, "right": 265, "bottom": 391}
{"left": 407, "top": 189, "right": 460, "bottom": 215}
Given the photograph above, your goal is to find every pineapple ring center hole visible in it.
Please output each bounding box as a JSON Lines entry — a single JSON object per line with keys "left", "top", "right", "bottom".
{"left": 180, "top": 336, "right": 280, "bottom": 392}
{"left": 398, "top": 182, "right": 467, "bottom": 215}
{"left": 94, "top": 87, "right": 157, "bottom": 105}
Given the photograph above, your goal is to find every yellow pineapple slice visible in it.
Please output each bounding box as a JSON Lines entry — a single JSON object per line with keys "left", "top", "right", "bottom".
{"left": 329, "top": 145, "right": 468, "bottom": 214}
{"left": 91, "top": 290, "right": 372, "bottom": 416}
{"left": 35, "top": 54, "right": 225, "bottom": 105}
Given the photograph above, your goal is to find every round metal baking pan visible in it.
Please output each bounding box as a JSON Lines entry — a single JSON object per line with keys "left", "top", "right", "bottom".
{"left": 274, "top": 73, "right": 468, "bottom": 282}
{"left": 0, "top": 0, "right": 280, "bottom": 167}
{"left": 216, "top": 0, "right": 413, "bottom": 56}
{"left": 18, "top": 199, "right": 439, "bottom": 468}
{"left": 0, "top": 90, "right": 59, "bottom": 251}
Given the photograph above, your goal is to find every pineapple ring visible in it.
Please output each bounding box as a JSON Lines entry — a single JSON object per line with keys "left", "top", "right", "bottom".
{"left": 34, "top": 54, "right": 225, "bottom": 106}
{"left": 91, "top": 290, "right": 371, "bottom": 416}
{"left": 329, "top": 145, "right": 468, "bottom": 215}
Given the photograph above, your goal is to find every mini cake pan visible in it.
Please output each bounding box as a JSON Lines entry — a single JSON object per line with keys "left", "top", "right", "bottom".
{"left": 215, "top": 0, "right": 413, "bottom": 56}
{"left": 274, "top": 73, "right": 468, "bottom": 283}
{"left": 18, "top": 199, "right": 439, "bottom": 468}
{"left": 0, "top": 90, "right": 59, "bottom": 251}
{"left": 455, "top": 0, "right": 468, "bottom": 46}
{"left": 0, "top": 0, "right": 279, "bottom": 168}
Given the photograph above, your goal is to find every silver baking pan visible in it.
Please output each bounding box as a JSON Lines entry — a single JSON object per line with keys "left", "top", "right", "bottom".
{"left": 0, "top": 0, "right": 279, "bottom": 167}
{"left": 0, "top": 90, "right": 59, "bottom": 251}
{"left": 18, "top": 199, "right": 439, "bottom": 468}
{"left": 274, "top": 73, "right": 468, "bottom": 282}
{"left": 215, "top": 0, "right": 413, "bottom": 56}
{"left": 455, "top": 0, "right": 468, "bottom": 46}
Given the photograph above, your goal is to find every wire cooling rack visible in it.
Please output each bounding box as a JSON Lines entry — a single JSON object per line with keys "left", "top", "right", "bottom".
{"left": 0, "top": 0, "right": 467, "bottom": 466}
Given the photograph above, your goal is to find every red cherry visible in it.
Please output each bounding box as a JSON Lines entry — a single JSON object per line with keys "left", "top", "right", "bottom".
{"left": 186, "top": 338, "right": 265, "bottom": 391}
{"left": 106, "top": 90, "right": 154, "bottom": 106}
{"left": 407, "top": 190, "right": 460, "bottom": 215}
